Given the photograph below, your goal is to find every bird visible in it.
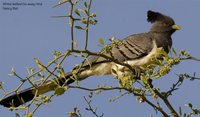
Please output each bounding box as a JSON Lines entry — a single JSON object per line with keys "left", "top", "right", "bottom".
{"left": 0, "top": 10, "right": 180, "bottom": 108}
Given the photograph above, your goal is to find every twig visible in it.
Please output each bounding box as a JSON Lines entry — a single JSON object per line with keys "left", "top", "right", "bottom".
{"left": 180, "top": 56, "right": 200, "bottom": 61}
{"left": 69, "top": 0, "right": 75, "bottom": 50}
{"left": 84, "top": 0, "right": 93, "bottom": 50}
{"left": 166, "top": 75, "right": 184, "bottom": 97}
{"left": 68, "top": 85, "right": 141, "bottom": 96}
{"left": 153, "top": 89, "right": 179, "bottom": 117}
{"left": 84, "top": 96, "right": 102, "bottom": 117}
{"left": 183, "top": 73, "right": 200, "bottom": 80}
{"left": 144, "top": 96, "right": 169, "bottom": 117}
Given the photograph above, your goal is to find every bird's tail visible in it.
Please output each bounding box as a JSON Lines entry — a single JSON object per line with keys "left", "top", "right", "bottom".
{"left": 0, "top": 72, "right": 76, "bottom": 108}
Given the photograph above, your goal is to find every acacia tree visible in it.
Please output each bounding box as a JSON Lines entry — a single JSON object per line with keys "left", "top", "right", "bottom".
{"left": 0, "top": 0, "right": 200, "bottom": 117}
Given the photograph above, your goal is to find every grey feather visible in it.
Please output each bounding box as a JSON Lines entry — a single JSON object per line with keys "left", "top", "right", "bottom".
{"left": 82, "top": 33, "right": 154, "bottom": 67}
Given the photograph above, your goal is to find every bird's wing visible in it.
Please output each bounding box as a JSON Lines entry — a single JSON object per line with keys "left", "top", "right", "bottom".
{"left": 82, "top": 33, "right": 154, "bottom": 67}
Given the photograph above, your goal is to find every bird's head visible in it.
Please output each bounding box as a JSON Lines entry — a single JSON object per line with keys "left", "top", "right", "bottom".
{"left": 147, "top": 10, "right": 180, "bottom": 35}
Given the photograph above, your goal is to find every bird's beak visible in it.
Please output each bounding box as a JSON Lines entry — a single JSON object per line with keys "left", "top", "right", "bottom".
{"left": 172, "top": 24, "right": 181, "bottom": 30}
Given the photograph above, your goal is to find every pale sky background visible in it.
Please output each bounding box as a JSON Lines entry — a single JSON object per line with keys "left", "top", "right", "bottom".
{"left": 1, "top": 0, "right": 200, "bottom": 117}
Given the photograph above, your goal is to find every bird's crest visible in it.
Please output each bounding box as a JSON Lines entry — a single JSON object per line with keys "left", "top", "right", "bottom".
{"left": 147, "top": 10, "right": 174, "bottom": 24}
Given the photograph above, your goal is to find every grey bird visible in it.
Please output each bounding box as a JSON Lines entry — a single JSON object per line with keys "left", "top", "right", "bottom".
{"left": 0, "top": 10, "right": 180, "bottom": 108}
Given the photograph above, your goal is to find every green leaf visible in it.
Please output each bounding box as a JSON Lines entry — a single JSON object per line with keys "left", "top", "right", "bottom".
{"left": 26, "top": 113, "right": 33, "bottom": 117}
{"left": 118, "top": 79, "right": 123, "bottom": 87}
{"left": 171, "top": 48, "right": 177, "bottom": 56}
{"left": 69, "top": 18, "right": 72, "bottom": 27}
{"left": 81, "top": 18, "right": 87, "bottom": 24}
{"left": 53, "top": 50, "right": 62, "bottom": 58}
{"left": 75, "top": 9, "right": 81, "bottom": 17}
{"left": 15, "top": 113, "right": 20, "bottom": 117}
{"left": 84, "top": 9, "right": 89, "bottom": 15}
{"left": 73, "top": 0, "right": 81, "bottom": 5}
{"left": 98, "top": 38, "right": 105, "bottom": 45}
{"left": 75, "top": 25, "right": 84, "bottom": 30}
{"left": 84, "top": 1, "right": 88, "bottom": 8}
{"left": 54, "top": 87, "right": 66, "bottom": 96}
{"left": 78, "top": 9, "right": 87, "bottom": 14}
{"left": 61, "top": 68, "right": 65, "bottom": 75}
{"left": 179, "top": 107, "right": 182, "bottom": 116}
{"left": 141, "top": 76, "right": 149, "bottom": 84}
{"left": 89, "top": 19, "right": 98, "bottom": 25}
{"left": 57, "top": 70, "right": 65, "bottom": 78}
{"left": 34, "top": 58, "right": 47, "bottom": 71}
{"left": 188, "top": 103, "right": 193, "bottom": 108}
{"left": 0, "top": 82, "right": 4, "bottom": 90}
{"left": 153, "top": 74, "right": 161, "bottom": 79}
{"left": 91, "top": 13, "right": 97, "bottom": 17}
